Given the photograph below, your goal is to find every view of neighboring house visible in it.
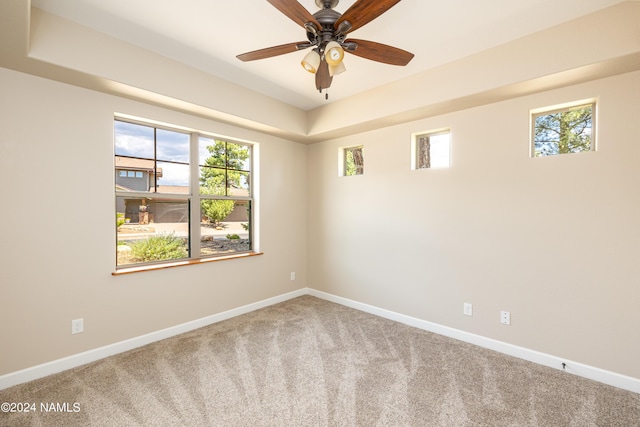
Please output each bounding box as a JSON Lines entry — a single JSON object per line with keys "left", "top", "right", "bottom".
{"left": 115, "top": 155, "right": 248, "bottom": 224}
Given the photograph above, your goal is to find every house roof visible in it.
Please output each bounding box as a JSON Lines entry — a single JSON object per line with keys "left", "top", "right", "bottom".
{"left": 148, "top": 186, "right": 190, "bottom": 195}
{"left": 115, "top": 156, "right": 163, "bottom": 177}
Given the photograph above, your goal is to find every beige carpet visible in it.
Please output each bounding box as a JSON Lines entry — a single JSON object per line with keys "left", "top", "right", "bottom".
{"left": 1, "top": 295, "right": 638, "bottom": 426}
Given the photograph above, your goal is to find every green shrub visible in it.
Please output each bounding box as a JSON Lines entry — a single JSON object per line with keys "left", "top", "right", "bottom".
{"left": 116, "top": 212, "right": 126, "bottom": 229}
{"left": 226, "top": 234, "right": 240, "bottom": 240}
{"left": 130, "top": 233, "right": 187, "bottom": 262}
{"left": 200, "top": 189, "right": 235, "bottom": 226}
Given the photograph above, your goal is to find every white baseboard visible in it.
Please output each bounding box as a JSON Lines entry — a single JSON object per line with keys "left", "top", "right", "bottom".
{"left": 0, "top": 289, "right": 306, "bottom": 391}
{"left": 2, "top": 287, "right": 639, "bottom": 395}
{"left": 306, "top": 288, "right": 640, "bottom": 395}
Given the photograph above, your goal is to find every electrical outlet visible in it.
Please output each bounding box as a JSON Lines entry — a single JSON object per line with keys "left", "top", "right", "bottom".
{"left": 500, "top": 311, "right": 511, "bottom": 325}
{"left": 290, "top": 272, "right": 296, "bottom": 281}
{"left": 463, "top": 303, "right": 473, "bottom": 316}
{"left": 71, "top": 318, "right": 84, "bottom": 334}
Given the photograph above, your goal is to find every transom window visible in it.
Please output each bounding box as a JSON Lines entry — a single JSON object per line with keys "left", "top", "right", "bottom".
{"left": 114, "top": 118, "right": 254, "bottom": 269}
{"left": 413, "top": 129, "right": 451, "bottom": 169}
{"left": 531, "top": 101, "right": 595, "bottom": 157}
{"left": 342, "top": 145, "right": 364, "bottom": 176}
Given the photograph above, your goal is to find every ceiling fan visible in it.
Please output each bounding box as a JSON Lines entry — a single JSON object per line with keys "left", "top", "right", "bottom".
{"left": 236, "top": 0, "right": 414, "bottom": 98}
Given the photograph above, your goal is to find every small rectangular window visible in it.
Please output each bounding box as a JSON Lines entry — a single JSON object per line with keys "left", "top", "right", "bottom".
{"left": 343, "top": 146, "right": 364, "bottom": 176}
{"left": 531, "top": 102, "right": 595, "bottom": 157}
{"left": 413, "top": 130, "right": 451, "bottom": 169}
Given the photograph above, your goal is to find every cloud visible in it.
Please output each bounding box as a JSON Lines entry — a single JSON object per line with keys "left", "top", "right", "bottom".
{"left": 114, "top": 121, "right": 154, "bottom": 158}
{"left": 156, "top": 129, "right": 190, "bottom": 162}
{"left": 157, "top": 161, "right": 190, "bottom": 187}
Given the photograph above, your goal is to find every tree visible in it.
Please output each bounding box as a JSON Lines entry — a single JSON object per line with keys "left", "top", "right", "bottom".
{"left": 418, "top": 136, "right": 431, "bottom": 169}
{"left": 345, "top": 146, "right": 364, "bottom": 176}
{"left": 534, "top": 105, "right": 592, "bottom": 156}
{"left": 200, "top": 190, "right": 234, "bottom": 226}
{"left": 200, "top": 140, "right": 250, "bottom": 225}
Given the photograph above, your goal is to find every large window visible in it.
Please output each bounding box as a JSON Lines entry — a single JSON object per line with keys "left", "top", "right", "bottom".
{"left": 115, "top": 118, "right": 254, "bottom": 269}
{"left": 531, "top": 101, "right": 595, "bottom": 157}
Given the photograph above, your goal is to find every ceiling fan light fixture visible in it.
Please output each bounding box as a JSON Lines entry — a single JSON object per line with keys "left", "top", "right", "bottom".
{"left": 301, "top": 50, "right": 321, "bottom": 73}
{"left": 328, "top": 61, "right": 346, "bottom": 76}
{"left": 324, "top": 41, "right": 344, "bottom": 66}
{"left": 236, "top": 0, "right": 414, "bottom": 96}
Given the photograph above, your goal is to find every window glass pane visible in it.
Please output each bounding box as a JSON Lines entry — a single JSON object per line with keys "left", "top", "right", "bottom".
{"left": 199, "top": 137, "right": 226, "bottom": 167}
{"left": 155, "top": 161, "right": 190, "bottom": 194}
{"left": 200, "top": 200, "right": 251, "bottom": 257}
{"left": 430, "top": 134, "right": 451, "bottom": 168}
{"left": 156, "top": 128, "right": 190, "bottom": 163}
{"left": 135, "top": 171, "right": 143, "bottom": 178}
{"left": 116, "top": 197, "right": 189, "bottom": 267}
{"left": 114, "top": 121, "right": 154, "bottom": 159}
{"left": 417, "top": 132, "right": 451, "bottom": 169}
{"left": 533, "top": 104, "right": 593, "bottom": 157}
{"left": 227, "top": 142, "right": 251, "bottom": 171}
{"left": 228, "top": 170, "right": 250, "bottom": 196}
{"left": 200, "top": 167, "right": 227, "bottom": 196}
{"left": 119, "top": 170, "right": 127, "bottom": 177}
{"left": 345, "top": 146, "right": 364, "bottom": 176}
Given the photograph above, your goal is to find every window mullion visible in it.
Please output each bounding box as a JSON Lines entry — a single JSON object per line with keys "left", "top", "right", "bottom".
{"left": 189, "top": 133, "right": 201, "bottom": 258}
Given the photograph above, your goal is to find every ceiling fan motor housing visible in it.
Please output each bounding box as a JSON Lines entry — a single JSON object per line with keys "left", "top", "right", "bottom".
{"left": 309, "top": 5, "right": 347, "bottom": 54}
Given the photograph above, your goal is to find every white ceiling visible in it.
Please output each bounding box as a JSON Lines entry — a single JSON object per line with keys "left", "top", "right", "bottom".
{"left": 32, "top": 0, "right": 626, "bottom": 111}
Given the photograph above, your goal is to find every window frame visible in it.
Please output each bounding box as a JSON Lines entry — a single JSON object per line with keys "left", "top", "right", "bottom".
{"left": 530, "top": 100, "right": 596, "bottom": 158}
{"left": 114, "top": 116, "right": 257, "bottom": 272}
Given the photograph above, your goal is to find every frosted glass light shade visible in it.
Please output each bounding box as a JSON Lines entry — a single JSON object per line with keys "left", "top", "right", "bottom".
{"left": 329, "top": 61, "right": 346, "bottom": 76}
{"left": 324, "top": 41, "right": 344, "bottom": 66}
{"left": 301, "top": 50, "right": 320, "bottom": 73}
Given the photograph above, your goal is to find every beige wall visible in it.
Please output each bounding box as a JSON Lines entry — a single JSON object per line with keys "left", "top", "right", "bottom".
{"left": 0, "top": 67, "right": 308, "bottom": 375}
{"left": 307, "top": 71, "right": 640, "bottom": 380}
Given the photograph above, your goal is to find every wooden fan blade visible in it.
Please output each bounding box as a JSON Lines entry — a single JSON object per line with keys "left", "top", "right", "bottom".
{"left": 344, "top": 39, "right": 414, "bottom": 66}
{"left": 315, "top": 59, "right": 333, "bottom": 90}
{"left": 237, "top": 42, "right": 308, "bottom": 62}
{"left": 267, "top": 0, "right": 321, "bottom": 30}
{"left": 335, "top": 0, "right": 401, "bottom": 34}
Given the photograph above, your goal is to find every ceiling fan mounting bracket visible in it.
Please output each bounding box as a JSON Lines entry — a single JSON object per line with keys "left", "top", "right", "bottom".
{"left": 315, "top": 0, "right": 339, "bottom": 8}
